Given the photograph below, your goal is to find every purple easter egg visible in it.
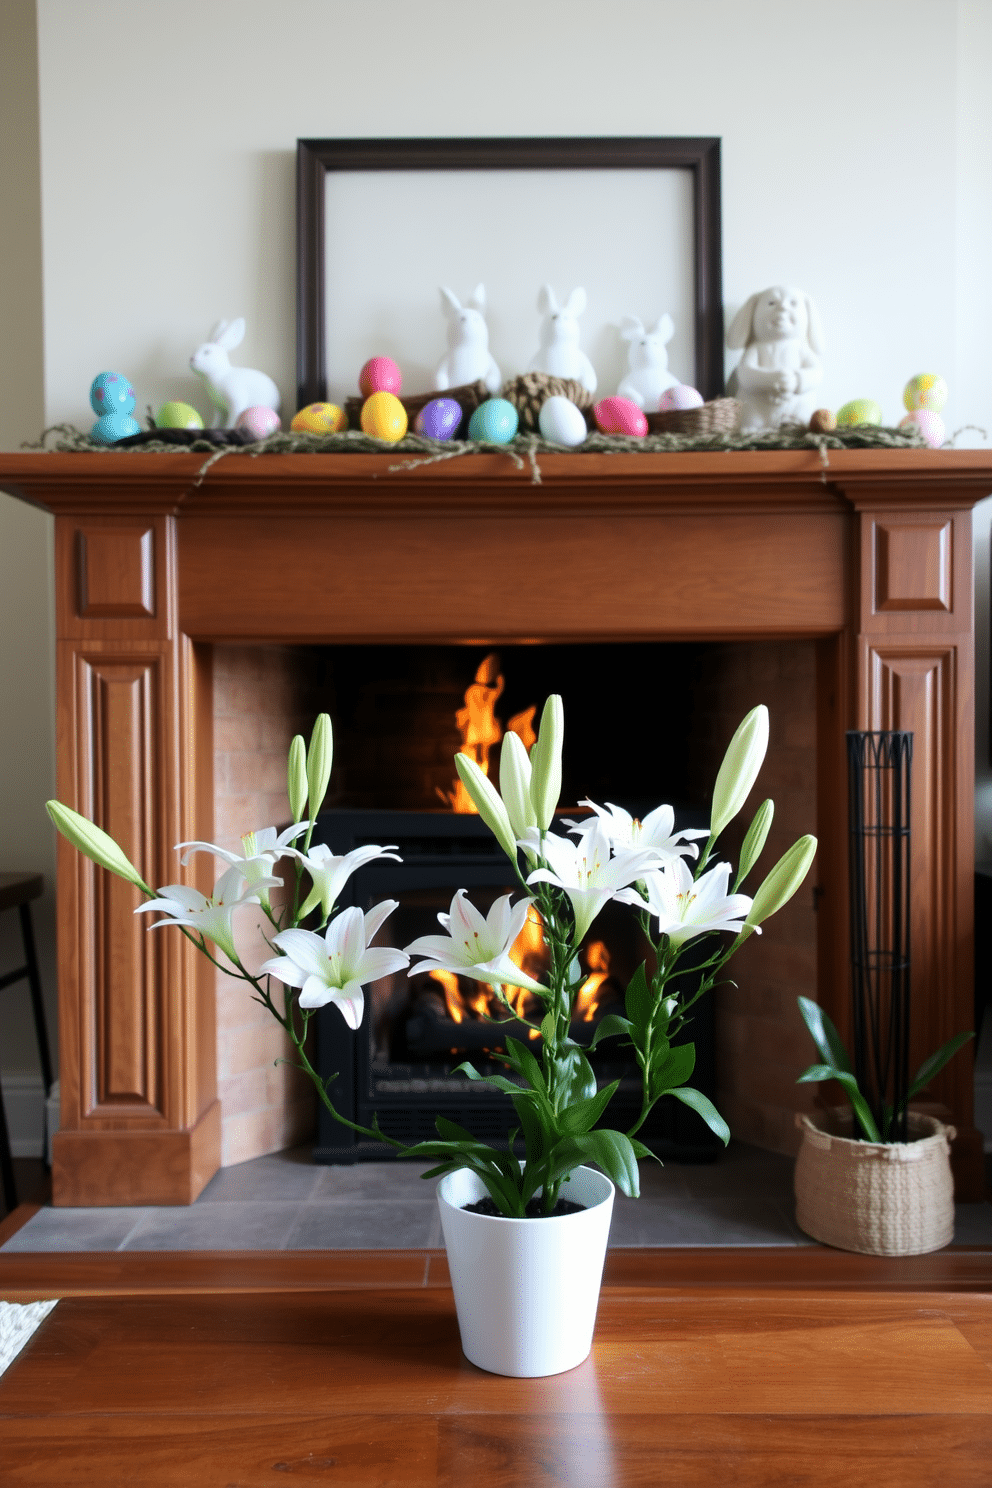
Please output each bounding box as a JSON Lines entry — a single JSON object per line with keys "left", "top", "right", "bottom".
{"left": 414, "top": 397, "right": 462, "bottom": 440}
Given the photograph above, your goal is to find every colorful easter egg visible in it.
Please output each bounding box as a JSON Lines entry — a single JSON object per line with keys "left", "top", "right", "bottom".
{"left": 903, "top": 373, "right": 948, "bottom": 414}
{"left": 468, "top": 398, "right": 519, "bottom": 444}
{"left": 235, "top": 406, "right": 282, "bottom": 440}
{"left": 360, "top": 390, "right": 408, "bottom": 442}
{"left": 538, "top": 396, "right": 588, "bottom": 447}
{"left": 290, "top": 402, "right": 348, "bottom": 434}
{"left": 414, "top": 397, "right": 463, "bottom": 440}
{"left": 900, "top": 410, "right": 945, "bottom": 448}
{"left": 155, "top": 401, "right": 204, "bottom": 430}
{"left": 836, "top": 399, "right": 883, "bottom": 427}
{"left": 657, "top": 384, "right": 704, "bottom": 413}
{"left": 593, "top": 396, "right": 648, "bottom": 436}
{"left": 808, "top": 408, "right": 837, "bottom": 433}
{"left": 359, "top": 356, "right": 402, "bottom": 397}
{"left": 90, "top": 411, "right": 141, "bottom": 444}
{"left": 90, "top": 371, "right": 136, "bottom": 416}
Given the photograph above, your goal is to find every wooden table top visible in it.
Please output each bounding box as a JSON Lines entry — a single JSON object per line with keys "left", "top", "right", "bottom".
{"left": 2, "top": 1249, "right": 991, "bottom": 1486}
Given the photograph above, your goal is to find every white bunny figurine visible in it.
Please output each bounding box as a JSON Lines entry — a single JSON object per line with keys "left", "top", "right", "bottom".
{"left": 727, "top": 286, "right": 824, "bottom": 433}
{"left": 528, "top": 285, "right": 597, "bottom": 394}
{"left": 189, "top": 319, "right": 281, "bottom": 429}
{"left": 616, "top": 313, "right": 679, "bottom": 409}
{"left": 435, "top": 285, "right": 501, "bottom": 393}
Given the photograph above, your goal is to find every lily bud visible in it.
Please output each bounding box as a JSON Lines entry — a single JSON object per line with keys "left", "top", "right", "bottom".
{"left": 499, "top": 730, "right": 537, "bottom": 840}
{"left": 46, "top": 800, "right": 151, "bottom": 893}
{"left": 710, "top": 705, "right": 769, "bottom": 839}
{"left": 529, "top": 694, "right": 564, "bottom": 830}
{"left": 306, "top": 714, "right": 333, "bottom": 821}
{"left": 454, "top": 753, "right": 519, "bottom": 863}
{"left": 745, "top": 834, "right": 817, "bottom": 927}
{"left": 737, "top": 799, "right": 774, "bottom": 886}
{"left": 287, "top": 735, "right": 307, "bottom": 823}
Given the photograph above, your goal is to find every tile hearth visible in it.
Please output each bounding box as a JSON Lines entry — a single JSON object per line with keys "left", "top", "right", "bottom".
{"left": 5, "top": 1142, "right": 991, "bottom": 1253}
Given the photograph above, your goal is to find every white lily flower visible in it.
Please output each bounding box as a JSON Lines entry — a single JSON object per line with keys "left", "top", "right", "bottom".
{"left": 289, "top": 841, "right": 402, "bottom": 921}
{"left": 566, "top": 800, "right": 708, "bottom": 865}
{"left": 135, "top": 863, "right": 276, "bottom": 964}
{"left": 405, "top": 889, "right": 546, "bottom": 994}
{"left": 176, "top": 823, "right": 311, "bottom": 909}
{"left": 523, "top": 820, "right": 665, "bottom": 944}
{"left": 259, "top": 900, "right": 408, "bottom": 1028}
{"left": 615, "top": 858, "right": 754, "bottom": 947}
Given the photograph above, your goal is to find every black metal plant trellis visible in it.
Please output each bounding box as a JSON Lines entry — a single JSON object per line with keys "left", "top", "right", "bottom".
{"left": 847, "top": 731, "right": 913, "bottom": 1142}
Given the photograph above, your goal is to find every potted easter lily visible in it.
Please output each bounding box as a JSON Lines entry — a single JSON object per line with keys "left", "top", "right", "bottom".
{"left": 48, "top": 697, "right": 816, "bottom": 1377}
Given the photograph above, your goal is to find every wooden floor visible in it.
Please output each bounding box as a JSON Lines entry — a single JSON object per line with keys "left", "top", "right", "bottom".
{"left": 2, "top": 1234, "right": 991, "bottom": 1486}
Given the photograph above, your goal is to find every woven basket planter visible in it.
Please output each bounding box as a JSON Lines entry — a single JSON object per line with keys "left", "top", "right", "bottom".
{"left": 794, "top": 1109, "right": 956, "bottom": 1256}
{"left": 344, "top": 380, "right": 491, "bottom": 432}
{"left": 645, "top": 397, "right": 741, "bottom": 436}
{"left": 501, "top": 373, "right": 596, "bottom": 432}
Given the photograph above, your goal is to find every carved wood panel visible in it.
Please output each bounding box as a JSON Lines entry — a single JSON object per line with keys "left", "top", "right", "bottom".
{"left": 873, "top": 519, "right": 952, "bottom": 614}
{"left": 76, "top": 652, "right": 164, "bottom": 1118}
{"left": 77, "top": 526, "right": 155, "bottom": 619}
{"left": 864, "top": 644, "right": 956, "bottom": 1071}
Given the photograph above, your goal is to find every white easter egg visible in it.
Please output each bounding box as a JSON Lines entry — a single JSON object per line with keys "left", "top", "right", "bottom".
{"left": 538, "top": 395, "right": 587, "bottom": 447}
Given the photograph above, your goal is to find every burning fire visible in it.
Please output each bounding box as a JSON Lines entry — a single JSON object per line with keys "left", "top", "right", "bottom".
{"left": 427, "top": 912, "right": 613, "bottom": 1035}
{"left": 439, "top": 653, "right": 537, "bottom": 813}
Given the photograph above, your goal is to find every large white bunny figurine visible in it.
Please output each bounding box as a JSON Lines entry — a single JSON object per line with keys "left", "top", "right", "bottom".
{"left": 528, "top": 285, "right": 597, "bottom": 394}
{"left": 435, "top": 285, "right": 502, "bottom": 393}
{"left": 616, "top": 313, "right": 678, "bottom": 409}
{"left": 190, "top": 319, "right": 281, "bottom": 428}
{"left": 726, "top": 286, "right": 824, "bottom": 432}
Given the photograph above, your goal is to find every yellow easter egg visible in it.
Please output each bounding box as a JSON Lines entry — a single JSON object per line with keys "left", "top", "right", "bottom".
{"left": 836, "top": 398, "right": 882, "bottom": 427}
{"left": 360, "top": 391, "right": 408, "bottom": 443}
{"left": 903, "top": 373, "right": 948, "bottom": 414}
{"left": 290, "top": 402, "right": 348, "bottom": 434}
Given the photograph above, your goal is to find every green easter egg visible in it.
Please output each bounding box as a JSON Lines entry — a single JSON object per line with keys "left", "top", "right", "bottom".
{"left": 836, "top": 399, "right": 882, "bottom": 427}
{"left": 156, "top": 401, "right": 204, "bottom": 430}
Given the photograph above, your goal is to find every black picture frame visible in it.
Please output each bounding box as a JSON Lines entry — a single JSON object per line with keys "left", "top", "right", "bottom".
{"left": 296, "top": 136, "right": 724, "bottom": 410}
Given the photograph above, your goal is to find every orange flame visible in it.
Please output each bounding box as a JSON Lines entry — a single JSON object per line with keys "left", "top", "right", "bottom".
{"left": 575, "top": 941, "right": 610, "bottom": 1022}
{"left": 440, "top": 655, "right": 537, "bottom": 813}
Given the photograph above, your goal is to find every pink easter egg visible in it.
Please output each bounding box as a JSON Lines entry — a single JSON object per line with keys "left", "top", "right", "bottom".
{"left": 900, "top": 410, "right": 945, "bottom": 448}
{"left": 359, "top": 356, "right": 402, "bottom": 397}
{"left": 593, "top": 396, "right": 648, "bottom": 437}
{"left": 235, "top": 406, "right": 281, "bottom": 440}
{"left": 657, "top": 384, "right": 704, "bottom": 412}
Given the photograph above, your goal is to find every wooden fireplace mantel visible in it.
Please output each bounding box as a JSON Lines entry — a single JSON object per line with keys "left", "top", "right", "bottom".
{"left": 1, "top": 446, "right": 989, "bottom": 1204}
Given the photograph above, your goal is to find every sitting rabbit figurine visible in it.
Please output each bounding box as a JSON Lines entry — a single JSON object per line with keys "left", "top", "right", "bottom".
{"left": 617, "top": 313, "right": 678, "bottom": 409}
{"left": 727, "top": 287, "right": 824, "bottom": 432}
{"left": 435, "top": 285, "right": 501, "bottom": 394}
{"left": 190, "top": 319, "right": 281, "bottom": 429}
{"left": 528, "top": 285, "right": 597, "bottom": 394}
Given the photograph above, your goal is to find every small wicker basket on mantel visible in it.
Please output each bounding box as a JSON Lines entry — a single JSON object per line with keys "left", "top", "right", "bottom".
{"left": 794, "top": 1109, "right": 956, "bottom": 1256}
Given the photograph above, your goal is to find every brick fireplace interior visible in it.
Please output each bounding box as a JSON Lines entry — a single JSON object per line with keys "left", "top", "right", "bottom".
{"left": 213, "top": 638, "right": 819, "bottom": 1169}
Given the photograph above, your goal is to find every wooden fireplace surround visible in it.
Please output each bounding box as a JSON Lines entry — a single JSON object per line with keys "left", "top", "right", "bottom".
{"left": 1, "top": 446, "right": 989, "bottom": 1204}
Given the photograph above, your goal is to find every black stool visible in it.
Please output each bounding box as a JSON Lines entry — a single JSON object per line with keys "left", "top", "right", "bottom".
{"left": 0, "top": 872, "right": 53, "bottom": 1215}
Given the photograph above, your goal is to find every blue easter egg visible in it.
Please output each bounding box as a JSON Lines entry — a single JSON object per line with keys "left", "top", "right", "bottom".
{"left": 414, "top": 397, "right": 463, "bottom": 440}
{"left": 90, "top": 411, "right": 142, "bottom": 444}
{"left": 90, "top": 371, "right": 136, "bottom": 416}
{"left": 468, "top": 398, "right": 519, "bottom": 444}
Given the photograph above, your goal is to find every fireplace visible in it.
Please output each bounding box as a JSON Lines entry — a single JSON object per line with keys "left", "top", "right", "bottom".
{"left": 1, "top": 446, "right": 986, "bottom": 1203}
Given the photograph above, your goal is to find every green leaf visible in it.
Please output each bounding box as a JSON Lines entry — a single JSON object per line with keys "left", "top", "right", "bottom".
{"left": 796, "top": 996, "right": 853, "bottom": 1074}
{"left": 567, "top": 1129, "right": 642, "bottom": 1199}
{"left": 586, "top": 1013, "right": 633, "bottom": 1052}
{"left": 625, "top": 963, "right": 652, "bottom": 1033}
{"left": 452, "top": 1062, "right": 533, "bottom": 1100}
{"left": 434, "top": 1115, "right": 487, "bottom": 1145}
{"left": 557, "top": 1079, "right": 620, "bottom": 1138}
{"left": 512, "top": 1093, "right": 549, "bottom": 1165}
{"left": 503, "top": 1035, "right": 546, "bottom": 1093}
{"left": 669, "top": 1086, "right": 731, "bottom": 1145}
{"left": 649, "top": 1040, "right": 695, "bottom": 1101}
{"left": 797, "top": 1063, "right": 881, "bottom": 1142}
{"left": 906, "top": 1031, "right": 974, "bottom": 1101}
{"left": 554, "top": 1045, "right": 597, "bottom": 1105}
{"left": 539, "top": 1012, "right": 556, "bottom": 1046}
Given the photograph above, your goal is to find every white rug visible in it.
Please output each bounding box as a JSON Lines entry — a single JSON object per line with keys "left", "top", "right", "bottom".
{"left": 0, "top": 1299, "right": 58, "bottom": 1378}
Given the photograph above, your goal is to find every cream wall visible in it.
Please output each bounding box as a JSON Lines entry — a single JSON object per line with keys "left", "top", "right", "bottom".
{"left": 2, "top": 0, "right": 991, "bottom": 1146}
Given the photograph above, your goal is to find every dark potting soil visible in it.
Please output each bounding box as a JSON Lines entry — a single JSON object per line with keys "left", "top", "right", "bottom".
{"left": 463, "top": 1197, "right": 587, "bottom": 1218}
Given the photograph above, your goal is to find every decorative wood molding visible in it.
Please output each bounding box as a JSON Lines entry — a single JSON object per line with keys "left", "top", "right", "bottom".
{"left": 76, "top": 525, "right": 155, "bottom": 619}
{"left": 873, "top": 519, "right": 952, "bottom": 614}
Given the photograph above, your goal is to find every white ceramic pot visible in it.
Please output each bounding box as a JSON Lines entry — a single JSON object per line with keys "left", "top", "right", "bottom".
{"left": 436, "top": 1165, "right": 615, "bottom": 1377}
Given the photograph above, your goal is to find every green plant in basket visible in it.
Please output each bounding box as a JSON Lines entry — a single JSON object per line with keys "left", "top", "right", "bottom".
{"left": 48, "top": 696, "right": 816, "bottom": 1218}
